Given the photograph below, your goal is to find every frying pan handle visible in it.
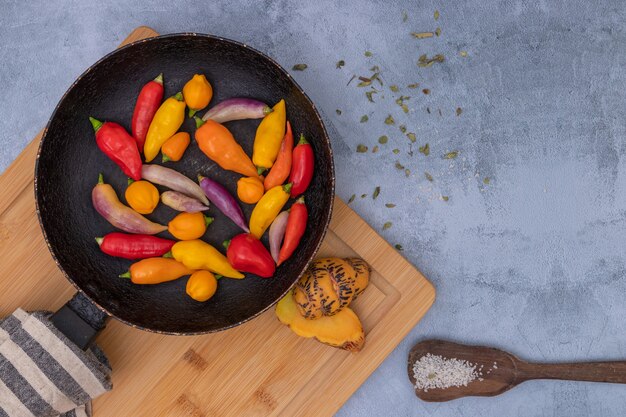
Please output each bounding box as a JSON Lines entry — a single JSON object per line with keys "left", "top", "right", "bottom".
{"left": 50, "top": 292, "right": 109, "bottom": 350}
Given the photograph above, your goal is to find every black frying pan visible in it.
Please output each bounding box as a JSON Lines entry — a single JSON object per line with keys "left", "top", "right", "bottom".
{"left": 35, "top": 33, "right": 334, "bottom": 347}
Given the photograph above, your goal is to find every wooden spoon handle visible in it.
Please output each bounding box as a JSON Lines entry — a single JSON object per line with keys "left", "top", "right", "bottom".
{"left": 517, "top": 361, "right": 626, "bottom": 384}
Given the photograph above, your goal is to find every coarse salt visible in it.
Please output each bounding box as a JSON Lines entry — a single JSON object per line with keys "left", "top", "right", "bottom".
{"left": 412, "top": 353, "right": 482, "bottom": 392}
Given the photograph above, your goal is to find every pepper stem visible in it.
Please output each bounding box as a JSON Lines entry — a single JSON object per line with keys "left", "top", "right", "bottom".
{"left": 296, "top": 196, "right": 305, "bottom": 204}
{"left": 262, "top": 106, "right": 273, "bottom": 115}
{"left": 163, "top": 251, "right": 173, "bottom": 258}
{"left": 95, "top": 237, "right": 104, "bottom": 246}
{"left": 257, "top": 166, "right": 267, "bottom": 175}
{"left": 98, "top": 173, "right": 104, "bottom": 184}
{"left": 162, "top": 154, "right": 171, "bottom": 163}
{"left": 194, "top": 116, "right": 206, "bottom": 128}
{"left": 127, "top": 178, "right": 134, "bottom": 186}
{"left": 298, "top": 134, "right": 309, "bottom": 145}
{"left": 154, "top": 73, "right": 163, "bottom": 84}
{"left": 283, "top": 183, "right": 293, "bottom": 194}
{"left": 188, "top": 108, "right": 197, "bottom": 118}
{"left": 119, "top": 272, "right": 131, "bottom": 278}
{"left": 222, "top": 240, "right": 231, "bottom": 250}
{"left": 197, "top": 174, "right": 205, "bottom": 182}
{"left": 215, "top": 274, "right": 223, "bottom": 280}
{"left": 204, "top": 216, "right": 214, "bottom": 227}
{"left": 89, "top": 117, "right": 103, "bottom": 133}
{"left": 173, "top": 92, "right": 183, "bottom": 101}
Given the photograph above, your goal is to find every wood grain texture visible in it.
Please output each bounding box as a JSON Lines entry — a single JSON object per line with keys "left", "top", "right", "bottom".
{"left": 0, "top": 26, "right": 435, "bottom": 416}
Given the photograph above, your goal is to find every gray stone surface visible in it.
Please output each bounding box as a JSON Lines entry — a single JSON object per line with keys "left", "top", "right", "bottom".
{"left": 2, "top": 0, "right": 626, "bottom": 415}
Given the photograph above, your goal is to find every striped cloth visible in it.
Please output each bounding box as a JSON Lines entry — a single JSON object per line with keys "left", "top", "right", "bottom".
{"left": 0, "top": 309, "right": 112, "bottom": 417}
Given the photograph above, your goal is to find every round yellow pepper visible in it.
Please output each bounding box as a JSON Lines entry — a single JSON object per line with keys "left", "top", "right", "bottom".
{"left": 237, "top": 176, "right": 265, "bottom": 204}
{"left": 168, "top": 212, "right": 213, "bottom": 240}
{"left": 183, "top": 74, "right": 213, "bottom": 117}
{"left": 125, "top": 180, "right": 159, "bottom": 214}
{"left": 186, "top": 270, "right": 218, "bottom": 302}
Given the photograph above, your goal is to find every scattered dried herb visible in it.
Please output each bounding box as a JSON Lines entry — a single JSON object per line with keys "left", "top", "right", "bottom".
{"left": 336, "top": 109, "right": 342, "bottom": 115}
{"left": 442, "top": 196, "right": 449, "bottom": 201}
{"left": 404, "top": 168, "right": 411, "bottom": 177}
{"left": 378, "top": 135, "right": 389, "bottom": 144}
{"left": 356, "top": 144, "right": 368, "bottom": 153}
{"left": 371, "top": 72, "right": 383, "bottom": 86}
{"left": 399, "top": 124, "right": 407, "bottom": 133}
{"left": 460, "top": 50, "right": 468, "bottom": 57}
{"left": 372, "top": 145, "right": 379, "bottom": 153}
{"left": 402, "top": 10, "right": 408, "bottom": 22}
{"left": 426, "top": 107, "right": 431, "bottom": 114}
{"left": 425, "top": 172, "right": 434, "bottom": 181}
{"left": 422, "top": 88, "right": 430, "bottom": 95}
{"left": 395, "top": 244, "right": 404, "bottom": 251}
{"left": 360, "top": 115, "right": 369, "bottom": 123}
{"left": 348, "top": 194, "right": 356, "bottom": 204}
{"left": 407, "top": 132, "right": 416, "bottom": 143}
{"left": 370, "top": 65, "right": 380, "bottom": 72}
{"left": 438, "top": 108, "right": 442, "bottom": 116}
{"left": 385, "top": 203, "right": 396, "bottom": 208}
{"left": 408, "top": 83, "right": 419, "bottom": 89}
{"left": 292, "top": 64, "right": 308, "bottom": 71}
{"left": 418, "top": 54, "right": 445, "bottom": 68}
{"left": 383, "top": 222, "right": 392, "bottom": 230}
{"left": 434, "top": 9, "right": 440, "bottom": 20}
{"left": 435, "top": 27, "right": 441, "bottom": 37}
{"left": 456, "top": 107, "right": 462, "bottom": 116}
{"left": 347, "top": 75, "right": 356, "bottom": 85}
{"left": 357, "top": 79, "right": 372, "bottom": 87}
{"left": 419, "top": 143, "right": 430, "bottom": 155}
{"left": 373, "top": 186, "right": 380, "bottom": 199}
{"left": 390, "top": 85, "right": 400, "bottom": 92}
{"left": 395, "top": 161, "right": 405, "bottom": 170}
{"left": 365, "top": 91, "right": 376, "bottom": 102}
{"left": 411, "top": 32, "right": 434, "bottom": 39}
{"left": 336, "top": 60, "right": 345, "bottom": 69}
{"left": 443, "top": 151, "right": 458, "bottom": 159}
{"left": 385, "top": 115, "right": 395, "bottom": 125}
{"left": 483, "top": 177, "right": 491, "bottom": 185}
{"left": 393, "top": 148, "right": 400, "bottom": 154}
{"left": 361, "top": 194, "right": 367, "bottom": 198}
{"left": 364, "top": 51, "right": 373, "bottom": 57}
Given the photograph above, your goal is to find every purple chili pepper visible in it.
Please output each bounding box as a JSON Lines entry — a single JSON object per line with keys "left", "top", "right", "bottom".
{"left": 268, "top": 211, "right": 289, "bottom": 263}
{"left": 198, "top": 175, "right": 249, "bottom": 232}
{"left": 161, "top": 191, "right": 210, "bottom": 213}
{"left": 201, "top": 98, "right": 272, "bottom": 123}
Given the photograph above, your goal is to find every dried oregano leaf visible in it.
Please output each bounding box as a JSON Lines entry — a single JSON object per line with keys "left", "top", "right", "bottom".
{"left": 419, "top": 143, "right": 430, "bottom": 156}
{"left": 390, "top": 85, "right": 400, "bottom": 92}
{"left": 395, "top": 244, "right": 404, "bottom": 251}
{"left": 460, "top": 50, "right": 468, "bottom": 57}
{"left": 385, "top": 115, "right": 395, "bottom": 125}
{"left": 407, "top": 132, "right": 416, "bottom": 143}
{"left": 395, "top": 161, "right": 405, "bottom": 170}
{"left": 399, "top": 124, "right": 407, "bottom": 133}
{"left": 336, "top": 109, "right": 342, "bottom": 115}
{"left": 360, "top": 115, "right": 369, "bottom": 123}
{"left": 443, "top": 151, "right": 458, "bottom": 159}
{"left": 348, "top": 194, "right": 356, "bottom": 204}
{"left": 425, "top": 172, "right": 434, "bottom": 181}
{"left": 357, "top": 80, "right": 372, "bottom": 87}
{"left": 442, "top": 195, "right": 449, "bottom": 201}
{"left": 483, "top": 177, "right": 491, "bottom": 184}
{"left": 393, "top": 148, "right": 400, "bottom": 154}
{"left": 434, "top": 9, "right": 440, "bottom": 20}
{"left": 366, "top": 91, "right": 376, "bottom": 102}
{"left": 385, "top": 203, "right": 396, "bottom": 208}
{"left": 361, "top": 193, "right": 368, "bottom": 198}
{"left": 456, "top": 107, "right": 463, "bottom": 116}
{"left": 372, "top": 145, "right": 379, "bottom": 153}
{"left": 407, "top": 83, "right": 419, "bottom": 89}
{"left": 292, "top": 64, "right": 308, "bottom": 71}
{"left": 383, "top": 222, "right": 392, "bottom": 230}
{"left": 435, "top": 27, "right": 441, "bottom": 37}
{"left": 404, "top": 168, "right": 411, "bottom": 177}
{"left": 422, "top": 88, "right": 430, "bottom": 95}
{"left": 356, "top": 144, "right": 368, "bottom": 153}
{"left": 373, "top": 186, "right": 380, "bottom": 199}
{"left": 417, "top": 54, "right": 445, "bottom": 68}
{"left": 365, "top": 51, "right": 373, "bottom": 57}
{"left": 378, "top": 135, "right": 389, "bottom": 144}
{"left": 402, "top": 10, "right": 408, "bottom": 22}
{"left": 411, "top": 32, "right": 434, "bottom": 39}
{"left": 336, "top": 60, "right": 345, "bottom": 69}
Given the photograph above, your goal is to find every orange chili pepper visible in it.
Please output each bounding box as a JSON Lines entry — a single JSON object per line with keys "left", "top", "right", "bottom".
{"left": 237, "top": 176, "right": 265, "bottom": 204}
{"left": 186, "top": 270, "right": 218, "bottom": 302}
{"left": 264, "top": 121, "right": 293, "bottom": 191}
{"left": 193, "top": 117, "right": 258, "bottom": 177}
{"left": 120, "top": 257, "right": 194, "bottom": 284}
{"left": 162, "top": 132, "right": 190, "bottom": 162}
{"left": 168, "top": 212, "right": 213, "bottom": 240}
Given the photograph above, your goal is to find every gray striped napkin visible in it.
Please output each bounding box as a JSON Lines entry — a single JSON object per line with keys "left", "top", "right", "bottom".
{"left": 0, "top": 309, "right": 112, "bottom": 417}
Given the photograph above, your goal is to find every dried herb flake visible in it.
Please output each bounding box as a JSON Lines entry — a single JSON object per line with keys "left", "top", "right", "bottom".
{"left": 336, "top": 109, "right": 342, "bottom": 115}
{"left": 360, "top": 115, "right": 369, "bottom": 123}
{"left": 366, "top": 91, "right": 376, "bottom": 103}
{"left": 361, "top": 194, "right": 367, "bottom": 199}
{"left": 460, "top": 50, "right": 468, "bottom": 57}
{"left": 385, "top": 115, "right": 395, "bottom": 125}
{"left": 385, "top": 203, "right": 396, "bottom": 208}
{"left": 422, "top": 88, "right": 430, "bottom": 95}
{"left": 404, "top": 168, "right": 411, "bottom": 177}
{"left": 418, "top": 54, "right": 445, "bottom": 68}
{"left": 435, "top": 27, "right": 441, "bottom": 37}
{"left": 292, "top": 64, "right": 308, "bottom": 71}
{"left": 336, "top": 60, "right": 345, "bottom": 69}
{"left": 425, "top": 172, "right": 434, "bottom": 182}
{"left": 372, "top": 145, "right": 379, "bottom": 153}
{"left": 383, "top": 222, "right": 392, "bottom": 230}
{"left": 407, "top": 132, "right": 416, "bottom": 143}
{"left": 347, "top": 75, "right": 356, "bottom": 85}
{"left": 356, "top": 144, "right": 368, "bottom": 153}
{"left": 395, "top": 244, "right": 404, "bottom": 251}
{"left": 393, "top": 148, "right": 400, "bottom": 154}
{"left": 402, "top": 10, "right": 408, "bottom": 22}
{"left": 378, "top": 135, "right": 388, "bottom": 144}
{"left": 357, "top": 80, "right": 372, "bottom": 87}
{"left": 395, "top": 161, "right": 405, "bottom": 170}
{"left": 407, "top": 83, "right": 419, "bottom": 89}
{"left": 411, "top": 32, "right": 434, "bottom": 39}
{"left": 443, "top": 151, "right": 458, "bottom": 159}
{"left": 364, "top": 51, "right": 373, "bottom": 57}
{"left": 456, "top": 107, "right": 463, "bottom": 116}
{"left": 373, "top": 186, "right": 380, "bottom": 199}
{"left": 434, "top": 10, "right": 440, "bottom": 20}
{"left": 399, "top": 124, "right": 407, "bottom": 133}
{"left": 390, "top": 85, "right": 400, "bottom": 92}
{"left": 442, "top": 196, "right": 449, "bottom": 201}
{"left": 483, "top": 177, "right": 491, "bottom": 185}
{"left": 348, "top": 194, "right": 356, "bottom": 204}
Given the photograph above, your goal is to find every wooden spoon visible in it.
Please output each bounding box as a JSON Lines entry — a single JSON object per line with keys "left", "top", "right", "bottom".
{"left": 408, "top": 340, "right": 626, "bottom": 402}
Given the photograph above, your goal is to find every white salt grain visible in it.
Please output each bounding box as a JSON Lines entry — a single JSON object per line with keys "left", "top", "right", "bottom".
{"left": 412, "top": 353, "right": 481, "bottom": 392}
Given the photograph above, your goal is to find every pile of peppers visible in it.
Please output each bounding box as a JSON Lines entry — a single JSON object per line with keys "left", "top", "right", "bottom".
{"left": 89, "top": 72, "right": 314, "bottom": 303}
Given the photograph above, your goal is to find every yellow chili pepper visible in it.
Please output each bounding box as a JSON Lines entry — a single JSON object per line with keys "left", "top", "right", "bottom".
{"left": 183, "top": 74, "right": 213, "bottom": 118}
{"left": 125, "top": 179, "right": 159, "bottom": 214}
{"left": 252, "top": 99, "right": 286, "bottom": 172}
{"left": 171, "top": 239, "right": 244, "bottom": 279}
{"left": 249, "top": 183, "right": 292, "bottom": 239}
{"left": 168, "top": 212, "right": 213, "bottom": 240}
{"left": 186, "top": 270, "right": 218, "bottom": 302}
{"left": 237, "top": 176, "right": 265, "bottom": 204}
{"left": 144, "top": 92, "right": 185, "bottom": 162}
{"left": 162, "top": 132, "right": 190, "bottom": 162}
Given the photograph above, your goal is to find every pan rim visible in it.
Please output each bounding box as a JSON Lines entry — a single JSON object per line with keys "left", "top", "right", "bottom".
{"left": 34, "top": 32, "right": 335, "bottom": 335}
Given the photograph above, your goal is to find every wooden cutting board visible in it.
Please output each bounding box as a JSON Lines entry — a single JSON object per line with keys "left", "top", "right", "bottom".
{"left": 0, "top": 27, "right": 435, "bottom": 416}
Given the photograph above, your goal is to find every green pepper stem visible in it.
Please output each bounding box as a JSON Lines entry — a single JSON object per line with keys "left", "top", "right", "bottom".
{"left": 95, "top": 237, "right": 104, "bottom": 246}
{"left": 257, "top": 166, "right": 267, "bottom": 175}
{"left": 89, "top": 117, "right": 103, "bottom": 133}
{"left": 119, "top": 272, "right": 131, "bottom": 278}
{"left": 283, "top": 183, "right": 293, "bottom": 194}
{"left": 127, "top": 178, "right": 134, "bottom": 185}
{"left": 188, "top": 108, "right": 197, "bottom": 118}
{"left": 173, "top": 92, "right": 183, "bottom": 101}
{"left": 162, "top": 154, "right": 171, "bottom": 163}
{"left": 163, "top": 251, "right": 173, "bottom": 258}
{"left": 204, "top": 216, "right": 214, "bottom": 227}
{"left": 194, "top": 116, "right": 206, "bottom": 128}
{"left": 296, "top": 196, "right": 305, "bottom": 204}
{"left": 154, "top": 73, "right": 163, "bottom": 84}
{"left": 222, "top": 240, "right": 231, "bottom": 250}
{"left": 98, "top": 173, "right": 104, "bottom": 184}
{"left": 262, "top": 106, "right": 273, "bottom": 115}
{"left": 298, "top": 134, "right": 309, "bottom": 145}
{"left": 197, "top": 174, "right": 205, "bottom": 182}
{"left": 215, "top": 274, "right": 223, "bottom": 280}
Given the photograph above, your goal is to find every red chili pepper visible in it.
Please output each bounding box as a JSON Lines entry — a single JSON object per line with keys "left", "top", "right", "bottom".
{"left": 95, "top": 232, "right": 175, "bottom": 260}
{"left": 277, "top": 197, "right": 308, "bottom": 266}
{"left": 288, "top": 134, "right": 314, "bottom": 197}
{"left": 89, "top": 117, "right": 143, "bottom": 180}
{"left": 225, "top": 233, "right": 275, "bottom": 278}
{"left": 131, "top": 74, "right": 164, "bottom": 153}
